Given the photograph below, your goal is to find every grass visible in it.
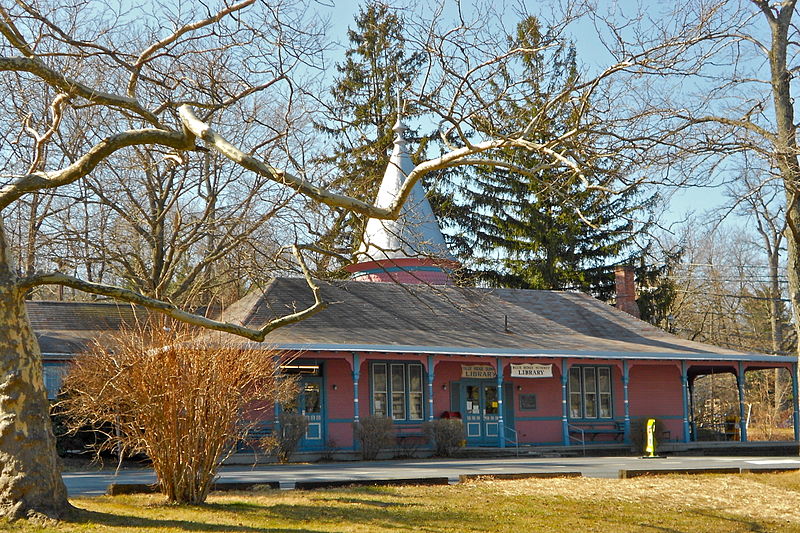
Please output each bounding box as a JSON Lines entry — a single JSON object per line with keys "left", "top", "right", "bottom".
{"left": 6, "top": 472, "right": 800, "bottom": 532}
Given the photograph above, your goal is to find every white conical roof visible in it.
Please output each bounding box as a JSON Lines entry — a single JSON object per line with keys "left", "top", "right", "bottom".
{"left": 356, "top": 118, "right": 455, "bottom": 262}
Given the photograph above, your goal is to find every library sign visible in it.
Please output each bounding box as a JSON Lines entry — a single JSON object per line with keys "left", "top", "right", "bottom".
{"left": 510, "top": 363, "right": 553, "bottom": 378}
{"left": 461, "top": 365, "right": 497, "bottom": 379}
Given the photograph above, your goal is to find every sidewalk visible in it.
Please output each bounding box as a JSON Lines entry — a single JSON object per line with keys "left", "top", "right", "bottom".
{"left": 62, "top": 455, "right": 800, "bottom": 497}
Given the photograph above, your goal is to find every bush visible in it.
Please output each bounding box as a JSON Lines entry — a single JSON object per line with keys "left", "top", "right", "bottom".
{"left": 58, "top": 325, "right": 298, "bottom": 504}
{"left": 268, "top": 412, "right": 308, "bottom": 463}
{"left": 354, "top": 415, "right": 394, "bottom": 460}
{"left": 423, "top": 419, "right": 465, "bottom": 457}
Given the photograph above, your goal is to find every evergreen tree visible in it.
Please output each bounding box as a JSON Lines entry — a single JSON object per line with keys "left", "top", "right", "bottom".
{"left": 429, "top": 17, "right": 655, "bottom": 298}
{"left": 314, "top": 1, "right": 423, "bottom": 266}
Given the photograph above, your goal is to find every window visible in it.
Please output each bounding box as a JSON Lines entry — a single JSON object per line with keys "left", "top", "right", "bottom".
{"left": 568, "top": 366, "right": 612, "bottom": 419}
{"left": 43, "top": 364, "right": 66, "bottom": 400}
{"left": 371, "top": 362, "right": 424, "bottom": 421}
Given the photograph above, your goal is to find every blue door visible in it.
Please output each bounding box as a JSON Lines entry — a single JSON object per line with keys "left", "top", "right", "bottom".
{"left": 298, "top": 376, "right": 324, "bottom": 450}
{"left": 462, "top": 381, "right": 500, "bottom": 446}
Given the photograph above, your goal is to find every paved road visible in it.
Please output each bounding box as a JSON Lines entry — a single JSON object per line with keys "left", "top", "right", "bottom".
{"left": 62, "top": 455, "right": 800, "bottom": 497}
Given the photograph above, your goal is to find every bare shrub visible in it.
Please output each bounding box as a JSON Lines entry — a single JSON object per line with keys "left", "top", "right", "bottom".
{"left": 58, "top": 326, "right": 297, "bottom": 504}
{"left": 354, "top": 416, "right": 394, "bottom": 460}
{"left": 423, "top": 419, "right": 465, "bottom": 457}
{"left": 268, "top": 412, "right": 308, "bottom": 463}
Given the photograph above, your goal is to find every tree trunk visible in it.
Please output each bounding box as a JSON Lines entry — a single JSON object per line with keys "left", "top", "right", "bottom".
{"left": 0, "top": 219, "right": 70, "bottom": 520}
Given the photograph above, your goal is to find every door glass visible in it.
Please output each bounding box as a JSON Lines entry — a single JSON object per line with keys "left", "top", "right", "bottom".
{"left": 484, "top": 386, "right": 498, "bottom": 415}
{"left": 304, "top": 382, "right": 320, "bottom": 414}
{"left": 466, "top": 385, "right": 480, "bottom": 414}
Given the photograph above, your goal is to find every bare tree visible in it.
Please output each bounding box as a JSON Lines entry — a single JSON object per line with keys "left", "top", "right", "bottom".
{"left": 0, "top": 0, "right": 643, "bottom": 520}
{"left": 585, "top": 1, "right": 800, "bottom": 360}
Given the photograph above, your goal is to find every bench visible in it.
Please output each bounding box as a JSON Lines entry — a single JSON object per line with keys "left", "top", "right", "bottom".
{"left": 237, "top": 421, "right": 273, "bottom": 452}
{"left": 569, "top": 421, "right": 625, "bottom": 442}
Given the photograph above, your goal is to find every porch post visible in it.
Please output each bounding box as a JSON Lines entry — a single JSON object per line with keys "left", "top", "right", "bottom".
{"left": 561, "top": 359, "right": 570, "bottom": 446}
{"left": 622, "top": 360, "right": 631, "bottom": 443}
{"left": 681, "top": 361, "right": 690, "bottom": 443}
{"left": 352, "top": 353, "right": 360, "bottom": 451}
{"left": 737, "top": 361, "right": 747, "bottom": 442}
{"left": 427, "top": 355, "right": 435, "bottom": 421}
{"left": 352, "top": 353, "right": 361, "bottom": 423}
{"left": 496, "top": 357, "right": 505, "bottom": 448}
{"left": 273, "top": 355, "right": 281, "bottom": 434}
{"left": 792, "top": 363, "right": 799, "bottom": 442}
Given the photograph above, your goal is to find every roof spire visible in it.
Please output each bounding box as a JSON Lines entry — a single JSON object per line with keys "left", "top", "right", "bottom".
{"left": 345, "top": 86, "right": 459, "bottom": 285}
{"left": 393, "top": 85, "right": 407, "bottom": 143}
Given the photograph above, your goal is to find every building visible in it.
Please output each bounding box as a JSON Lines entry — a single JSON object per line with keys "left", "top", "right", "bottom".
{"left": 37, "top": 116, "right": 800, "bottom": 455}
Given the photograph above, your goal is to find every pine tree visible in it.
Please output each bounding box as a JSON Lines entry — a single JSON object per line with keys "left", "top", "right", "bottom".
{"left": 314, "top": 1, "right": 423, "bottom": 266}
{"left": 429, "top": 17, "right": 655, "bottom": 298}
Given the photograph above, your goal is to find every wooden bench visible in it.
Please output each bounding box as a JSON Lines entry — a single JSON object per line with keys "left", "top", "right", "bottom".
{"left": 569, "top": 421, "right": 625, "bottom": 442}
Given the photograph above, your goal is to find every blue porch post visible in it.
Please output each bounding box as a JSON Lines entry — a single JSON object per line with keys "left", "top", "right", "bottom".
{"left": 427, "top": 355, "right": 435, "bottom": 421}
{"left": 622, "top": 360, "right": 631, "bottom": 443}
{"left": 496, "top": 357, "right": 505, "bottom": 448}
{"left": 561, "top": 359, "right": 570, "bottom": 446}
{"left": 737, "top": 361, "right": 747, "bottom": 442}
{"left": 352, "top": 353, "right": 360, "bottom": 451}
{"left": 792, "top": 363, "right": 800, "bottom": 442}
{"left": 273, "top": 355, "right": 281, "bottom": 435}
{"left": 681, "top": 361, "right": 690, "bottom": 443}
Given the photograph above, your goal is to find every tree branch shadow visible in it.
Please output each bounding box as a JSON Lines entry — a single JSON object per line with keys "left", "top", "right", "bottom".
{"left": 65, "top": 506, "right": 325, "bottom": 533}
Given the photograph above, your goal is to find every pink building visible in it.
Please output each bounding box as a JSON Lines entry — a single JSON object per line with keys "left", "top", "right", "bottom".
{"left": 34, "top": 115, "right": 799, "bottom": 455}
{"left": 212, "top": 116, "right": 800, "bottom": 453}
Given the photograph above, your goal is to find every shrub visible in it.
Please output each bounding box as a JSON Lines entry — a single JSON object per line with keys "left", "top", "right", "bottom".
{"left": 354, "top": 415, "right": 394, "bottom": 460}
{"left": 423, "top": 419, "right": 466, "bottom": 457}
{"left": 268, "top": 412, "right": 308, "bottom": 463}
{"left": 58, "top": 325, "right": 298, "bottom": 504}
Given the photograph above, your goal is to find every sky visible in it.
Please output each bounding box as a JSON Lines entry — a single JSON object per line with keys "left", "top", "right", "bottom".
{"left": 109, "top": 0, "right": 750, "bottom": 235}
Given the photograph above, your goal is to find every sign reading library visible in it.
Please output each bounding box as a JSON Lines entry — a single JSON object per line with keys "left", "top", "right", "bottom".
{"left": 461, "top": 365, "right": 497, "bottom": 379}
{"left": 510, "top": 363, "right": 553, "bottom": 378}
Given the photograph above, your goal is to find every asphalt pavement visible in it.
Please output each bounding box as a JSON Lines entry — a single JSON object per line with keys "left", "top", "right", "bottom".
{"left": 62, "top": 455, "right": 800, "bottom": 497}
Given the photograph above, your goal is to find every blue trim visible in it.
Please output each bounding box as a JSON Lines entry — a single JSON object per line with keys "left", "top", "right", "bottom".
{"left": 327, "top": 418, "right": 354, "bottom": 424}
{"left": 738, "top": 361, "right": 747, "bottom": 442}
{"left": 264, "top": 343, "right": 795, "bottom": 363}
{"left": 496, "top": 357, "right": 505, "bottom": 448}
{"left": 681, "top": 361, "right": 690, "bottom": 443}
{"left": 514, "top": 416, "right": 563, "bottom": 421}
{"left": 622, "top": 360, "right": 630, "bottom": 443}
{"left": 427, "top": 355, "right": 435, "bottom": 422}
{"left": 561, "top": 360, "right": 569, "bottom": 445}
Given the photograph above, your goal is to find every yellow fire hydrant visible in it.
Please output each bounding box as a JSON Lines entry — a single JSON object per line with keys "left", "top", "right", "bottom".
{"left": 644, "top": 418, "right": 657, "bottom": 458}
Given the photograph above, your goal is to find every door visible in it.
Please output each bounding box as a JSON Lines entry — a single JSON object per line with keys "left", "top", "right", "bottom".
{"left": 462, "top": 381, "right": 500, "bottom": 445}
{"left": 298, "top": 376, "right": 324, "bottom": 449}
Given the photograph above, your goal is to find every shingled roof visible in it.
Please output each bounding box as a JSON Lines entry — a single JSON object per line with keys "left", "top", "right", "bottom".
{"left": 216, "top": 277, "right": 786, "bottom": 362}
{"left": 27, "top": 300, "right": 150, "bottom": 357}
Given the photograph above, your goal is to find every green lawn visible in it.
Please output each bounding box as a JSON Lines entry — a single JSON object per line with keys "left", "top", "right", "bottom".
{"left": 6, "top": 473, "right": 800, "bottom": 532}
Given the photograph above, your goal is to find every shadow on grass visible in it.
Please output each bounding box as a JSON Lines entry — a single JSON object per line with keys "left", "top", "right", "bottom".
{"left": 65, "top": 506, "right": 326, "bottom": 533}
{"left": 688, "top": 510, "right": 775, "bottom": 533}
{"left": 631, "top": 509, "right": 776, "bottom": 533}
{"left": 264, "top": 500, "right": 464, "bottom": 531}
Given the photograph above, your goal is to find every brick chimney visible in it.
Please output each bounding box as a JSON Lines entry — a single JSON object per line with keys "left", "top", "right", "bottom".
{"left": 614, "top": 265, "right": 640, "bottom": 318}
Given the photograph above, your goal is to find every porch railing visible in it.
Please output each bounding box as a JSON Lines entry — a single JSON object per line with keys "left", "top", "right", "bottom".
{"left": 567, "top": 423, "right": 586, "bottom": 456}
{"left": 504, "top": 426, "right": 520, "bottom": 456}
